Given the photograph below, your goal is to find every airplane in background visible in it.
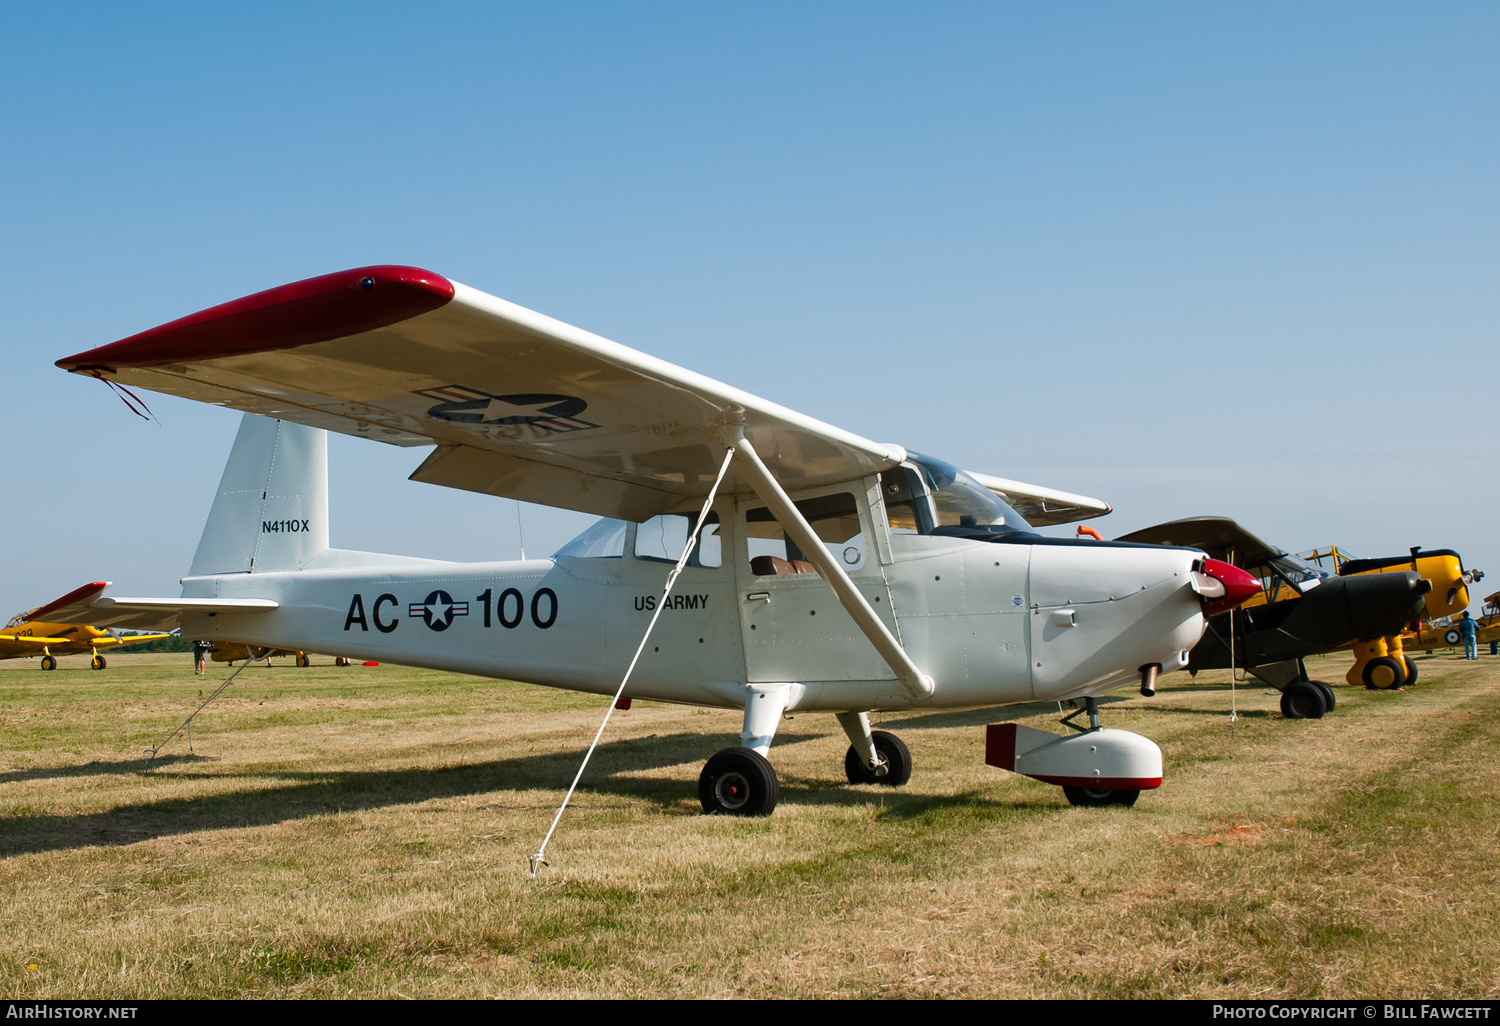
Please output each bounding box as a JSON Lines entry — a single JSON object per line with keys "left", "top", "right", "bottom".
{"left": 203, "top": 643, "right": 352, "bottom": 667}
{"left": 1116, "top": 518, "right": 1431, "bottom": 718}
{"left": 0, "top": 583, "right": 171, "bottom": 669}
{"left": 52, "top": 264, "right": 1259, "bottom": 815}
{"left": 1301, "top": 544, "right": 1483, "bottom": 674}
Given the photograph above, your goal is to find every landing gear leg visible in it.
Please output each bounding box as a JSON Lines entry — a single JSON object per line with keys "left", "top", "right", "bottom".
{"left": 1349, "top": 639, "right": 1406, "bottom": 690}
{"left": 698, "top": 683, "right": 792, "bottom": 816}
{"left": 837, "top": 711, "right": 912, "bottom": 786}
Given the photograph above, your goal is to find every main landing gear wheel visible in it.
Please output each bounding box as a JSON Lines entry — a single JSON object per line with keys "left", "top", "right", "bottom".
{"left": 335, "top": 657, "right": 351, "bottom": 667}
{"left": 698, "top": 747, "right": 779, "bottom": 816}
{"left": 1362, "top": 656, "right": 1406, "bottom": 690}
{"left": 39, "top": 655, "right": 56, "bottom": 671}
{"left": 90, "top": 655, "right": 106, "bottom": 670}
{"left": 844, "top": 730, "right": 912, "bottom": 786}
{"left": 1280, "top": 681, "right": 1327, "bottom": 719}
{"left": 1064, "top": 786, "right": 1140, "bottom": 808}
{"left": 295, "top": 653, "right": 311, "bottom": 668}
{"left": 1402, "top": 657, "right": 1419, "bottom": 687}
{"left": 1310, "top": 681, "right": 1336, "bottom": 713}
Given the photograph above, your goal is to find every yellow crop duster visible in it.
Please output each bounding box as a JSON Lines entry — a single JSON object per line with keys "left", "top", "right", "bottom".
{"left": 0, "top": 582, "right": 172, "bottom": 670}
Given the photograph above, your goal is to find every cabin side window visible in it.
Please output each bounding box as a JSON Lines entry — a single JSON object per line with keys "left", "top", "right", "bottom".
{"left": 744, "top": 492, "right": 866, "bottom": 576}
{"left": 634, "top": 512, "right": 722, "bottom": 568}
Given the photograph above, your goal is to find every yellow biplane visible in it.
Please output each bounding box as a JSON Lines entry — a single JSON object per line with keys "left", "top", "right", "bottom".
{"left": 0, "top": 582, "right": 172, "bottom": 670}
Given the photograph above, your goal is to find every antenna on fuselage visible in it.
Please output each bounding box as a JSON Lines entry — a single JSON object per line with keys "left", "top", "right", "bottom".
{"left": 516, "top": 499, "right": 526, "bottom": 561}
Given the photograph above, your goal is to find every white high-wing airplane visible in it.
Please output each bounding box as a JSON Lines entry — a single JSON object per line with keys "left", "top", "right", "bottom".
{"left": 54, "top": 265, "right": 1258, "bottom": 815}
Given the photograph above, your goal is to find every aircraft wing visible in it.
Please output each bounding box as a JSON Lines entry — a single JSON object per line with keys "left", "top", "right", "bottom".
{"left": 31, "top": 582, "right": 278, "bottom": 633}
{"left": 1115, "top": 517, "right": 1282, "bottom": 567}
{"left": 57, "top": 266, "right": 910, "bottom": 521}
{"left": 99, "top": 632, "right": 175, "bottom": 649}
{"left": 966, "top": 473, "right": 1112, "bottom": 527}
{"left": 0, "top": 634, "right": 72, "bottom": 646}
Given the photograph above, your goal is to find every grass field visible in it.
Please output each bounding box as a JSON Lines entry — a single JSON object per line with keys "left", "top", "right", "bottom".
{"left": 2, "top": 647, "right": 1498, "bottom": 999}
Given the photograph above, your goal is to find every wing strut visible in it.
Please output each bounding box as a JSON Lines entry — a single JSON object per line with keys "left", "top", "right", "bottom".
{"left": 726, "top": 429, "right": 935, "bottom": 702}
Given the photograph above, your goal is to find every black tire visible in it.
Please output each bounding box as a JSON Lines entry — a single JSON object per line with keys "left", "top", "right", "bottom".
{"left": 335, "top": 657, "right": 351, "bottom": 667}
{"left": 296, "top": 653, "right": 310, "bottom": 668}
{"left": 698, "top": 747, "right": 779, "bottom": 816}
{"left": 40, "top": 656, "right": 56, "bottom": 671}
{"left": 1361, "top": 656, "right": 1405, "bottom": 690}
{"left": 90, "top": 655, "right": 106, "bottom": 670}
{"left": 1280, "top": 681, "right": 1327, "bottom": 719}
{"left": 1402, "top": 657, "right": 1418, "bottom": 687}
{"left": 844, "top": 730, "right": 913, "bottom": 786}
{"left": 1064, "top": 786, "right": 1140, "bottom": 808}
{"left": 1311, "top": 681, "right": 1336, "bottom": 713}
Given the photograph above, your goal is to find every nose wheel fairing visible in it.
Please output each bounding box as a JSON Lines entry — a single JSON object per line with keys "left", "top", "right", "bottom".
{"left": 985, "top": 721, "right": 1163, "bottom": 793}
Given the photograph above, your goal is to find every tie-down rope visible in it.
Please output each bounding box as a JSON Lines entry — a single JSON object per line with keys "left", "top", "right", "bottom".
{"left": 529, "top": 445, "right": 737, "bottom": 877}
{"left": 144, "top": 658, "right": 251, "bottom": 762}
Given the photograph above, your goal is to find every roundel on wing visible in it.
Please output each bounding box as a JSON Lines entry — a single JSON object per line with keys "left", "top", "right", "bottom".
{"left": 423, "top": 389, "right": 589, "bottom": 425}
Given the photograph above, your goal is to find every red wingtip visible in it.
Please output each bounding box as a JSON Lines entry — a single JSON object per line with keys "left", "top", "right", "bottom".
{"left": 1200, "top": 559, "right": 1261, "bottom": 616}
{"left": 28, "top": 581, "right": 110, "bottom": 622}
{"left": 57, "top": 265, "right": 455, "bottom": 372}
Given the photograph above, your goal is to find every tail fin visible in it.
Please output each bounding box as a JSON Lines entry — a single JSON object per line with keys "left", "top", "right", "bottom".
{"left": 189, "top": 414, "right": 329, "bottom": 575}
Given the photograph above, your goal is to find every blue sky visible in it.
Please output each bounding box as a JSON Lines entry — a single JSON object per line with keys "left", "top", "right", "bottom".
{"left": 0, "top": 2, "right": 1495, "bottom": 617}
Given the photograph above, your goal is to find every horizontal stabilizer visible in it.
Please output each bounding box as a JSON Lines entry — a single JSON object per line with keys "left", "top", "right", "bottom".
{"left": 37, "top": 585, "right": 278, "bottom": 633}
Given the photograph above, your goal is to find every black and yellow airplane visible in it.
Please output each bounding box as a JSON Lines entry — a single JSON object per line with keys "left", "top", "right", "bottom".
{"left": 1116, "top": 518, "right": 1431, "bottom": 718}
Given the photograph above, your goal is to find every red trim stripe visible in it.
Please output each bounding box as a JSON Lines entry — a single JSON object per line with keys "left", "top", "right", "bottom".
{"left": 984, "top": 723, "right": 1018, "bottom": 770}
{"left": 1028, "top": 774, "right": 1163, "bottom": 790}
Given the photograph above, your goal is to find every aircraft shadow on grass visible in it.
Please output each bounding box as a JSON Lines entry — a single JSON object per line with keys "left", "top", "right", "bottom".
{"left": 0, "top": 728, "right": 1051, "bottom": 857}
{"left": 0, "top": 754, "right": 212, "bottom": 785}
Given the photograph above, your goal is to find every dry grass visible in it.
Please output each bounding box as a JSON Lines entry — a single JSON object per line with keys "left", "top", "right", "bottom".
{"left": 2, "top": 648, "right": 1498, "bottom": 998}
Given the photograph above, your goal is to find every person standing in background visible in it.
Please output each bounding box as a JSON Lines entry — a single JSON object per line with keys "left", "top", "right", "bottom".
{"left": 1458, "top": 612, "right": 1480, "bottom": 660}
{"left": 193, "top": 639, "right": 212, "bottom": 675}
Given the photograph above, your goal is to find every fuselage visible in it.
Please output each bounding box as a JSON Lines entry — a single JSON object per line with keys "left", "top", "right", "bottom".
{"left": 182, "top": 530, "right": 1208, "bottom": 713}
{"left": 0, "top": 621, "right": 111, "bottom": 658}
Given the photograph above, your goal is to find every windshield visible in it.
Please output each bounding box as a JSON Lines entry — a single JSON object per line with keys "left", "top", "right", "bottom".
{"left": 1268, "top": 554, "right": 1332, "bottom": 590}
{"left": 908, "top": 452, "right": 1033, "bottom": 532}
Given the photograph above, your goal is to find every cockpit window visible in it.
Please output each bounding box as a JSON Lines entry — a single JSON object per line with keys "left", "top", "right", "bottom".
{"left": 554, "top": 518, "right": 627, "bottom": 559}
{"left": 901, "top": 453, "right": 1033, "bottom": 534}
{"left": 1262, "top": 554, "right": 1331, "bottom": 598}
{"left": 1269, "top": 554, "right": 1331, "bottom": 587}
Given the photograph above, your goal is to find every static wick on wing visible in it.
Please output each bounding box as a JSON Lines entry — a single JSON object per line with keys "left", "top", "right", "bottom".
{"left": 88, "top": 371, "right": 160, "bottom": 424}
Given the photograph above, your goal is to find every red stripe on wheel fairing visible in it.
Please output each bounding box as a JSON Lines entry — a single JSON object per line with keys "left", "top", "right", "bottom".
{"left": 1027, "top": 774, "right": 1163, "bottom": 790}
